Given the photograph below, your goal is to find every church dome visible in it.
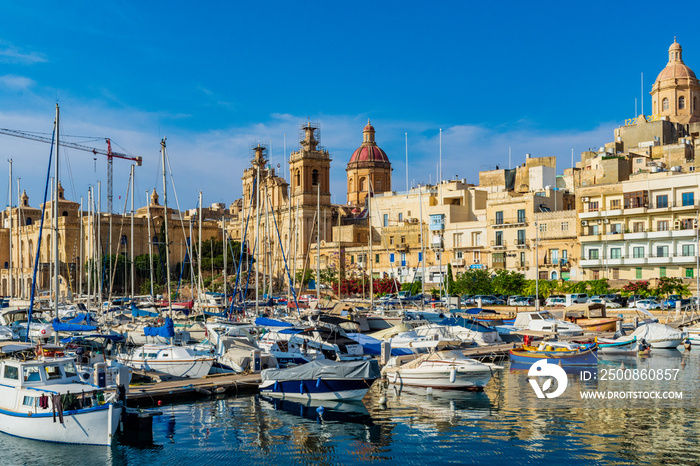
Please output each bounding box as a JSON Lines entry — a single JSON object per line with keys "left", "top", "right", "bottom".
{"left": 348, "top": 119, "right": 390, "bottom": 164}
{"left": 656, "top": 38, "right": 697, "bottom": 82}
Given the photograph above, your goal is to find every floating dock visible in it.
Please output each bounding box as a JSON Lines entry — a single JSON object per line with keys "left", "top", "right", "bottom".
{"left": 126, "top": 372, "right": 262, "bottom": 407}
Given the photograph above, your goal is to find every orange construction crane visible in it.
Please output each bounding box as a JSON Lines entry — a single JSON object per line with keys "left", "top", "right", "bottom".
{"left": 0, "top": 128, "right": 142, "bottom": 214}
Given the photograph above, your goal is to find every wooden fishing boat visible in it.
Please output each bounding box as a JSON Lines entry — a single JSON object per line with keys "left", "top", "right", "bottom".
{"left": 557, "top": 303, "right": 621, "bottom": 332}
{"left": 509, "top": 341, "right": 598, "bottom": 366}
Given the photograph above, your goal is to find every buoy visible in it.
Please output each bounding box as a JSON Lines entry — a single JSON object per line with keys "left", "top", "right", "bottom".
{"left": 449, "top": 367, "right": 457, "bottom": 383}
{"left": 300, "top": 381, "right": 304, "bottom": 394}
{"left": 157, "top": 400, "right": 162, "bottom": 406}
{"left": 316, "top": 406, "right": 324, "bottom": 414}
{"left": 274, "top": 381, "right": 279, "bottom": 391}
{"left": 684, "top": 340, "right": 692, "bottom": 351}
{"left": 426, "top": 387, "right": 433, "bottom": 395}
{"left": 316, "top": 378, "right": 322, "bottom": 388}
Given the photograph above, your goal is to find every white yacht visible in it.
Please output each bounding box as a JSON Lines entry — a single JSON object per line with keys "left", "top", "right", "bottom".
{"left": 0, "top": 342, "right": 122, "bottom": 445}
{"left": 117, "top": 343, "right": 215, "bottom": 378}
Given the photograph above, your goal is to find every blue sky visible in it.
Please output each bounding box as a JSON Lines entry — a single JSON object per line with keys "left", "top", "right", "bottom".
{"left": 0, "top": 1, "right": 697, "bottom": 210}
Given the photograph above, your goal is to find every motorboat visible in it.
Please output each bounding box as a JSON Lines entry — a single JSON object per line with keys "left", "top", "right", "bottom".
{"left": 624, "top": 323, "right": 686, "bottom": 349}
{"left": 117, "top": 343, "right": 215, "bottom": 378}
{"left": 382, "top": 350, "right": 493, "bottom": 389}
{"left": 0, "top": 309, "right": 54, "bottom": 341}
{"left": 509, "top": 340, "right": 597, "bottom": 366}
{"left": 259, "top": 359, "right": 380, "bottom": 401}
{"left": 556, "top": 303, "right": 621, "bottom": 332}
{"left": 597, "top": 336, "right": 650, "bottom": 355}
{"left": 496, "top": 311, "right": 583, "bottom": 341}
{"left": 0, "top": 342, "right": 122, "bottom": 445}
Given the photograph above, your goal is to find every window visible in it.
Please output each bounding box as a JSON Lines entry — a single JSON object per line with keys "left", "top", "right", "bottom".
{"left": 375, "top": 254, "right": 380, "bottom": 264}
{"left": 390, "top": 253, "right": 395, "bottom": 263}
{"left": 517, "top": 230, "right": 526, "bottom": 245}
{"left": 561, "top": 222, "right": 569, "bottom": 231}
{"left": 383, "top": 214, "right": 388, "bottom": 227}
{"left": 402, "top": 253, "right": 407, "bottom": 265}
{"left": 633, "top": 247, "right": 644, "bottom": 258}
{"left": 435, "top": 252, "right": 441, "bottom": 261}
{"left": 610, "top": 199, "right": 621, "bottom": 209}
{"left": 663, "top": 97, "right": 669, "bottom": 111}
{"left": 454, "top": 233, "right": 462, "bottom": 247}
{"left": 656, "top": 195, "right": 668, "bottom": 208}
{"left": 539, "top": 223, "right": 547, "bottom": 233}
{"left": 22, "top": 396, "right": 36, "bottom": 407}
{"left": 683, "top": 244, "right": 695, "bottom": 257}
{"left": 660, "top": 266, "right": 667, "bottom": 277}
{"left": 658, "top": 221, "right": 669, "bottom": 231}
{"left": 588, "top": 201, "right": 599, "bottom": 212}
{"left": 311, "top": 169, "right": 319, "bottom": 186}
{"left": 417, "top": 252, "right": 422, "bottom": 262}
{"left": 398, "top": 213, "right": 403, "bottom": 222}
{"left": 591, "top": 225, "right": 599, "bottom": 235}
{"left": 472, "top": 232, "right": 482, "bottom": 246}
{"left": 23, "top": 366, "right": 40, "bottom": 382}
{"left": 495, "top": 231, "right": 503, "bottom": 246}
{"left": 610, "top": 248, "right": 621, "bottom": 259}
{"left": 612, "top": 268, "right": 619, "bottom": 279}
{"left": 633, "top": 222, "right": 645, "bottom": 232}
{"left": 679, "top": 96, "right": 686, "bottom": 110}
{"left": 473, "top": 251, "right": 480, "bottom": 262}
{"left": 295, "top": 170, "right": 301, "bottom": 187}
{"left": 3, "top": 365, "right": 18, "bottom": 380}
{"left": 520, "top": 251, "right": 526, "bottom": 264}
{"left": 456, "top": 250, "right": 463, "bottom": 259}
{"left": 550, "top": 249, "right": 559, "bottom": 263}
{"left": 562, "top": 250, "right": 568, "bottom": 262}
{"left": 656, "top": 245, "right": 669, "bottom": 257}
{"left": 350, "top": 255, "right": 354, "bottom": 264}
{"left": 592, "top": 269, "right": 600, "bottom": 279}
{"left": 687, "top": 268, "right": 694, "bottom": 278}
{"left": 682, "top": 219, "right": 695, "bottom": 230}
{"left": 492, "top": 253, "right": 504, "bottom": 263}
{"left": 495, "top": 211, "right": 504, "bottom": 225}
{"left": 589, "top": 249, "right": 599, "bottom": 260}
{"left": 45, "top": 365, "right": 62, "bottom": 380}
{"left": 682, "top": 192, "right": 695, "bottom": 206}
{"left": 636, "top": 267, "right": 643, "bottom": 279}
{"left": 624, "top": 191, "right": 648, "bottom": 209}
{"left": 400, "top": 236, "right": 406, "bottom": 244}
{"left": 517, "top": 209, "right": 526, "bottom": 223}
{"left": 389, "top": 236, "right": 394, "bottom": 245}
{"left": 610, "top": 223, "right": 622, "bottom": 234}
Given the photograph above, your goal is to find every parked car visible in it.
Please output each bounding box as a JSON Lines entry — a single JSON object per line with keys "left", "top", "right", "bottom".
{"left": 636, "top": 299, "right": 661, "bottom": 310}
{"left": 602, "top": 294, "right": 628, "bottom": 307}
{"left": 662, "top": 295, "right": 684, "bottom": 308}
{"left": 566, "top": 293, "right": 589, "bottom": 304}
{"left": 512, "top": 296, "right": 534, "bottom": 306}
{"left": 508, "top": 295, "right": 523, "bottom": 306}
{"left": 589, "top": 297, "right": 621, "bottom": 308}
{"left": 545, "top": 297, "right": 566, "bottom": 307}
{"left": 474, "top": 295, "right": 506, "bottom": 305}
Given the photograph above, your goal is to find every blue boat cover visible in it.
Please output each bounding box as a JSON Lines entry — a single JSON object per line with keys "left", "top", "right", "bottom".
{"left": 52, "top": 318, "right": 98, "bottom": 332}
{"left": 346, "top": 333, "right": 414, "bottom": 356}
{"left": 131, "top": 303, "right": 159, "bottom": 318}
{"left": 255, "top": 317, "right": 293, "bottom": 327}
{"left": 67, "top": 313, "right": 98, "bottom": 325}
{"left": 144, "top": 317, "right": 175, "bottom": 338}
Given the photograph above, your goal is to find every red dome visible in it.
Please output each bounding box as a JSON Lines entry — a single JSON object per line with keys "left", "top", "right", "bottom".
{"left": 364, "top": 123, "right": 375, "bottom": 132}
{"left": 656, "top": 63, "right": 697, "bottom": 81}
{"left": 349, "top": 146, "right": 389, "bottom": 163}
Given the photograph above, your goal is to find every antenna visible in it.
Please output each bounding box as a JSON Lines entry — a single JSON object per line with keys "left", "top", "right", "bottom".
{"left": 641, "top": 72, "right": 644, "bottom": 116}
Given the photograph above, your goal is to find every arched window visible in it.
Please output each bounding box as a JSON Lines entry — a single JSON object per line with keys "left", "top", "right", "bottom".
{"left": 311, "top": 169, "right": 319, "bottom": 186}
{"left": 359, "top": 177, "right": 366, "bottom": 192}
{"left": 25, "top": 218, "right": 32, "bottom": 226}
{"left": 3, "top": 262, "right": 8, "bottom": 269}
{"left": 121, "top": 235, "right": 127, "bottom": 245}
{"left": 348, "top": 178, "right": 353, "bottom": 192}
{"left": 662, "top": 97, "right": 669, "bottom": 111}
{"left": 62, "top": 211, "right": 68, "bottom": 217}
{"left": 295, "top": 170, "right": 300, "bottom": 187}
{"left": 679, "top": 96, "right": 686, "bottom": 110}
{"left": 694, "top": 96, "right": 697, "bottom": 111}
{"left": 376, "top": 179, "right": 382, "bottom": 191}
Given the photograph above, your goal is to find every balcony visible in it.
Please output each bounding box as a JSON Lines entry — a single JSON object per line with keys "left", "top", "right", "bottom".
{"left": 579, "top": 210, "right": 601, "bottom": 219}
{"left": 491, "top": 260, "right": 505, "bottom": 269}
{"left": 451, "top": 259, "right": 465, "bottom": 267}
{"left": 489, "top": 217, "right": 528, "bottom": 228}
{"left": 395, "top": 244, "right": 409, "bottom": 252}
{"left": 625, "top": 231, "right": 647, "bottom": 240}
{"left": 490, "top": 240, "right": 507, "bottom": 249}
{"left": 580, "top": 258, "right": 603, "bottom": 267}
{"left": 516, "top": 260, "right": 529, "bottom": 268}
{"left": 515, "top": 239, "right": 528, "bottom": 248}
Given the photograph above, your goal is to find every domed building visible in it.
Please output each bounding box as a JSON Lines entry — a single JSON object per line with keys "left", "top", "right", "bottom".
{"left": 651, "top": 38, "right": 700, "bottom": 125}
{"left": 346, "top": 120, "right": 392, "bottom": 205}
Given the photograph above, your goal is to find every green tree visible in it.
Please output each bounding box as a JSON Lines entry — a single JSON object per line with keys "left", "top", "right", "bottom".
{"left": 587, "top": 278, "right": 611, "bottom": 296}
{"left": 452, "top": 269, "right": 493, "bottom": 295}
{"left": 492, "top": 270, "right": 526, "bottom": 296}
{"left": 656, "top": 277, "right": 689, "bottom": 297}
{"left": 446, "top": 263, "right": 455, "bottom": 294}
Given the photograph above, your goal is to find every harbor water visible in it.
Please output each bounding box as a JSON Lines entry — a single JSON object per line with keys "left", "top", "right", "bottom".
{"left": 3, "top": 349, "right": 699, "bottom": 465}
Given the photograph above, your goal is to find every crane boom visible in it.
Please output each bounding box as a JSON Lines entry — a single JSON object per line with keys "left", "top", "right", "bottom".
{"left": 0, "top": 127, "right": 142, "bottom": 214}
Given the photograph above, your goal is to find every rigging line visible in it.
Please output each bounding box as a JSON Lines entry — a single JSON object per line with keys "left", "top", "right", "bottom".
{"left": 27, "top": 120, "right": 56, "bottom": 342}
{"left": 163, "top": 145, "right": 196, "bottom": 282}
{"left": 265, "top": 189, "right": 300, "bottom": 315}
{"left": 106, "top": 170, "right": 132, "bottom": 305}
{"left": 367, "top": 179, "right": 404, "bottom": 311}
{"left": 229, "top": 177, "right": 256, "bottom": 313}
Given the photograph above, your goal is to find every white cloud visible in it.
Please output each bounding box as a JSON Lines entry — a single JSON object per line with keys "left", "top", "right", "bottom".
{"left": 0, "top": 74, "right": 35, "bottom": 90}
{"left": 0, "top": 42, "right": 47, "bottom": 64}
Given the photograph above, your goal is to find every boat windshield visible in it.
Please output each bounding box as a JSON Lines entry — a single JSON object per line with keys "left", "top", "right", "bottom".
{"left": 539, "top": 312, "right": 555, "bottom": 320}
{"left": 23, "top": 366, "right": 41, "bottom": 382}
{"left": 63, "top": 362, "right": 78, "bottom": 378}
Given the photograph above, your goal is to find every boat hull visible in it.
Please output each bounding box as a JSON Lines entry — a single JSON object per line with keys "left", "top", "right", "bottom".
{"left": 0, "top": 403, "right": 121, "bottom": 446}
{"left": 576, "top": 318, "right": 620, "bottom": 332}
{"left": 386, "top": 368, "right": 492, "bottom": 389}
{"left": 120, "top": 357, "right": 214, "bottom": 378}
{"left": 598, "top": 338, "right": 640, "bottom": 354}
{"left": 259, "top": 378, "right": 374, "bottom": 401}
{"left": 509, "top": 347, "right": 598, "bottom": 366}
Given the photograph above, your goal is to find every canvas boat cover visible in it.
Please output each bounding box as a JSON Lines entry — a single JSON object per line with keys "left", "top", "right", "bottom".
{"left": 144, "top": 317, "right": 175, "bottom": 338}
{"left": 630, "top": 323, "right": 685, "bottom": 342}
{"left": 131, "top": 303, "right": 159, "bottom": 318}
{"left": 370, "top": 323, "right": 413, "bottom": 340}
{"left": 346, "top": 332, "right": 414, "bottom": 356}
{"left": 255, "top": 317, "right": 293, "bottom": 327}
{"left": 52, "top": 318, "right": 98, "bottom": 332}
{"left": 261, "top": 358, "right": 380, "bottom": 382}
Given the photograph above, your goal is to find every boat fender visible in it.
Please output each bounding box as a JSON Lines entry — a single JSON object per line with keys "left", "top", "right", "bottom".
{"left": 316, "top": 377, "right": 322, "bottom": 388}
{"left": 274, "top": 381, "right": 279, "bottom": 391}
{"left": 300, "top": 381, "right": 304, "bottom": 394}
{"left": 316, "top": 406, "right": 324, "bottom": 415}
{"left": 449, "top": 367, "right": 457, "bottom": 383}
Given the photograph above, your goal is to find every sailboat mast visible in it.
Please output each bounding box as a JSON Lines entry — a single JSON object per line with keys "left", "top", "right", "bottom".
{"left": 222, "top": 215, "right": 227, "bottom": 307}
{"left": 147, "top": 191, "right": 154, "bottom": 299}
{"left": 87, "top": 188, "right": 92, "bottom": 311}
{"left": 8, "top": 159, "right": 12, "bottom": 298}
{"left": 97, "top": 181, "right": 102, "bottom": 307}
{"left": 79, "top": 196, "right": 83, "bottom": 299}
{"left": 316, "top": 183, "right": 320, "bottom": 303}
{"left": 255, "top": 151, "right": 260, "bottom": 316}
{"left": 198, "top": 191, "right": 203, "bottom": 306}
{"left": 368, "top": 180, "right": 373, "bottom": 310}
{"left": 161, "top": 139, "right": 172, "bottom": 318}
{"left": 419, "top": 187, "right": 425, "bottom": 305}
{"left": 53, "top": 104, "right": 59, "bottom": 341}
{"left": 130, "top": 164, "right": 135, "bottom": 300}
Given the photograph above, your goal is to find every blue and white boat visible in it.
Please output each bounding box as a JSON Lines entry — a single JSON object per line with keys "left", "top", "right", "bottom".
{"left": 259, "top": 359, "right": 380, "bottom": 401}
{"left": 0, "top": 342, "right": 122, "bottom": 445}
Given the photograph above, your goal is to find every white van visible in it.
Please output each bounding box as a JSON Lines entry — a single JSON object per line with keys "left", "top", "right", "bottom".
{"left": 565, "top": 293, "right": 589, "bottom": 306}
